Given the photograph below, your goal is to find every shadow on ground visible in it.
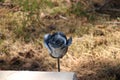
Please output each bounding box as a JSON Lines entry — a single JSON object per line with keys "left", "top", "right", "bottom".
{"left": 71, "top": 59, "right": 120, "bottom": 80}
{"left": 0, "top": 49, "right": 56, "bottom": 71}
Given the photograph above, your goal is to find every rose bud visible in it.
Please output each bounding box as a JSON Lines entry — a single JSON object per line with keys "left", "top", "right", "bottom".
{"left": 44, "top": 32, "right": 72, "bottom": 58}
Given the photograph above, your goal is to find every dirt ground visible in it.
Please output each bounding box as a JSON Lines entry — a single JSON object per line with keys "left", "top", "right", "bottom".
{"left": 0, "top": 0, "right": 120, "bottom": 80}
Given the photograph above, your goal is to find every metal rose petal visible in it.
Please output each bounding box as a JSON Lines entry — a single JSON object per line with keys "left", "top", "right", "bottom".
{"left": 66, "top": 37, "right": 72, "bottom": 46}
{"left": 44, "top": 34, "right": 52, "bottom": 54}
{"left": 49, "top": 32, "right": 67, "bottom": 48}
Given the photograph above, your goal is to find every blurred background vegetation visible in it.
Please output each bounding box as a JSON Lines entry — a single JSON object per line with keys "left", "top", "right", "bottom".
{"left": 0, "top": 0, "right": 120, "bottom": 80}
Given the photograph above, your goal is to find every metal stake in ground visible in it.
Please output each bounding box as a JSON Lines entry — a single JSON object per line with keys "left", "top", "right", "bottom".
{"left": 57, "top": 58, "right": 60, "bottom": 72}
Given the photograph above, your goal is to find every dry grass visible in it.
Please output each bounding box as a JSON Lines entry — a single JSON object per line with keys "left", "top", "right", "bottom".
{"left": 0, "top": 0, "right": 120, "bottom": 80}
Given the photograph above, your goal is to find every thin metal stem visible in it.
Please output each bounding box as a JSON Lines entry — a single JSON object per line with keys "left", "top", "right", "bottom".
{"left": 57, "top": 58, "right": 60, "bottom": 72}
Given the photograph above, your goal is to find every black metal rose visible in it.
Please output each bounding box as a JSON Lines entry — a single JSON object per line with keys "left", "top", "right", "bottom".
{"left": 44, "top": 32, "right": 72, "bottom": 58}
{"left": 44, "top": 32, "right": 72, "bottom": 72}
